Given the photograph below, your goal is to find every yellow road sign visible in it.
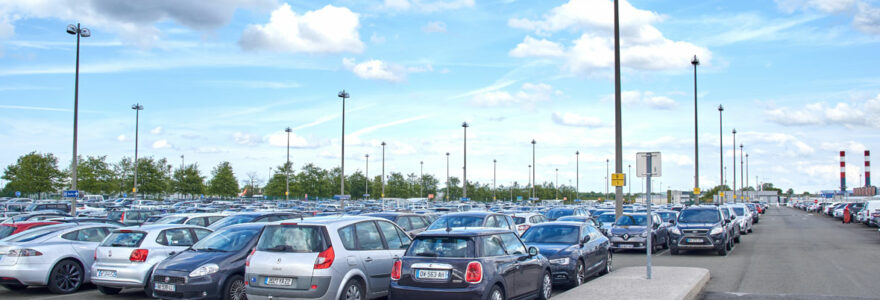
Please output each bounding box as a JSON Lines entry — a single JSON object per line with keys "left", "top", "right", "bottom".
{"left": 612, "top": 173, "right": 625, "bottom": 180}
{"left": 693, "top": 187, "right": 701, "bottom": 195}
{"left": 132, "top": 187, "right": 137, "bottom": 193}
{"left": 612, "top": 179, "right": 625, "bottom": 187}
{"left": 719, "top": 192, "right": 725, "bottom": 197}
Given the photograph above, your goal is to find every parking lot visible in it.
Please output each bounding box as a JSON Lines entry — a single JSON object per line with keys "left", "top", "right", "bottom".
{"left": 3, "top": 206, "right": 878, "bottom": 300}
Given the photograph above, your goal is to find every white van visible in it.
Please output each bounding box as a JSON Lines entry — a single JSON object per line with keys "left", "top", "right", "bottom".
{"left": 858, "top": 200, "right": 880, "bottom": 224}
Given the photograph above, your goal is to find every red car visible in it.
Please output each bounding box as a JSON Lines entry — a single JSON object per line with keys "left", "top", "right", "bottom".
{"left": 0, "top": 221, "right": 61, "bottom": 239}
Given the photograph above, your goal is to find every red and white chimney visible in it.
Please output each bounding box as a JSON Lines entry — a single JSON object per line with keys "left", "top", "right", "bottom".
{"left": 840, "top": 151, "right": 846, "bottom": 193}
{"left": 865, "top": 150, "right": 871, "bottom": 187}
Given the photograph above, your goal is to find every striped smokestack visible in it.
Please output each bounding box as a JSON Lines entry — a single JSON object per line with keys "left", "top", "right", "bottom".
{"left": 841, "top": 151, "right": 846, "bottom": 193}
{"left": 866, "top": 150, "right": 871, "bottom": 187}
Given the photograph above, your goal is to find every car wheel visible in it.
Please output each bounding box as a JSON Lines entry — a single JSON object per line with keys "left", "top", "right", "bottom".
{"left": 734, "top": 235, "right": 741, "bottom": 243}
{"left": 340, "top": 278, "right": 364, "bottom": 300}
{"left": 574, "top": 260, "right": 585, "bottom": 286}
{"left": 600, "top": 252, "right": 613, "bottom": 275}
{"left": 143, "top": 268, "right": 155, "bottom": 298}
{"left": 538, "top": 271, "right": 552, "bottom": 300}
{"left": 489, "top": 285, "right": 505, "bottom": 300}
{"left": 47, "top": 259, "right": 83, "bottom": 294}
{"left": 223, "top": 275, "right": 246, "bottom": 300}
{"left": 1, "top": 283, "right": 27, "bottom": 290}
{"left": 97, "top": 286, "right": 122, "bottom": 295}
{"left": 662, "top": 237, "right": 670, "bottom": 249}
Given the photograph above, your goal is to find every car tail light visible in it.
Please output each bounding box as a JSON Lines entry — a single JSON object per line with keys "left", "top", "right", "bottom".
{"left": 465, "top": 261, "right": 482, "bottom": 283}
{"left": 391, "top": 260, "right": 402, "bottom": 280}
{"left": 129, "top": 249, "right": 148, "bottom": 262}
{"left": 8, "top": 249, "right": 42, "bottom": 257}
{"left": 120, "top": 211, "right": 125, "bottom": 222}
{"left": 517, "top": 224, "right": 530, "bottom": 233}
{"left": 314, "top": 246, "right": 335, "bottom": 269}
{"left": 93, "top": 249, "right": 97, "bottom": 260}
{"left": 245, "top": 248, "right": 255, "bottom": 267}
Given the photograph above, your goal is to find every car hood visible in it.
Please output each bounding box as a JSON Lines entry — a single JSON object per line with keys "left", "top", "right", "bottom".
{"left": 676, "top": 223, "right": 719, "bottom": 230}
{"left": 528, "top": 243, "right": 574, "bottom": 258}
{"left": 157, "top": 249, "right": 233, "bottom": 272}
{"left": 610, "top": 226, "right": 646, "bottom": 235}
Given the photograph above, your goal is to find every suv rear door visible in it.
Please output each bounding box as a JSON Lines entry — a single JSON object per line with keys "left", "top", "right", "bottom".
{"left": 249, "top": 224, "right": 329, "bottom": 291}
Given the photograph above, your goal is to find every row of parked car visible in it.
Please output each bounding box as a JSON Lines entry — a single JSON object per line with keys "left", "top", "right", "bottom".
{"left": 794, "top": 199, "right": 880, "bottom": 228}
{"left": 0, "top": 201, "right": 769, "bottom": 300}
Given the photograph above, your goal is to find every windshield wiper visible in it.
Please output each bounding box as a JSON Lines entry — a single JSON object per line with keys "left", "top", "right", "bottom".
{"left": 264, "top": 245, "right": 294, "bottom": 252}
{"left": 110, "top": 243, "right": 129, "bottom": 247}
{"left": 414, "top": 252, "right": 437, "bottom": 257}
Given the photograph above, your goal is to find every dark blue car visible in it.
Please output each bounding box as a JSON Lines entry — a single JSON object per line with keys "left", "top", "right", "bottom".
{"left": 521, "top": 222, "right": 611, "bottom": 287}
{"left": 390, "top": 228, "right": 552, "bottom": 300}
{"left": 150, "top": 223, "right": 266, "bottom": 300}
{"left": 668, "top": 206, "right": 734, "bottom": 256}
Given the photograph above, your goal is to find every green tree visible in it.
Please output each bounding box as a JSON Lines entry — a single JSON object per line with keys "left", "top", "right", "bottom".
{"left": 264, "top": 162, "right": 295, "bottom": 198}
{"left": 172, "top": 164, "right": 205, "bottom": 199}
{"left": 135, "top": 157, "right": 172, "bottom": 198}
{"left": 76, "top": 155, "right": 116, "bottom": 195}
{"left": 208, "top": 161, "right": 239, "bottom": 198}
{"left": 2, "top": 152, "right": 65, "bottom": 198}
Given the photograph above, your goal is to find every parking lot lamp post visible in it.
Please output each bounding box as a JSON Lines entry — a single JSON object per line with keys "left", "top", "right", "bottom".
{"left": 365, "top": 154, "right": 369, "bottom": 199}
{"left": 382, "top": 142, "right": 386, "bottom": 200}
{"left": 718, "top": 104, "right": 724, "bottom": 204}
{"left": 528, "top": 164, "right": 532, "bottom": 200}
{"left": 692, "top": 55, "right": 701, "bottom": 201}
{"left": 555, "top": 168, "right": 559, "bottom": 200}
{"left": 338, "top": 90, "right": 349, "bottom": 209}
{"left": 606, "top": 159, "right": 610, "bottom": 199}
{"left": 131, "top": 103, "right": 143, "bottom": 199}
{"left": 462, "top": 122, "right": 469, "bottom": 199}
{"left": 628, "top": 164, "right": 632, "bottom": 200}
{"left": 67, "top": 23, "right": 89, "bottom": 213}
{"left": 732, "top": 129, "right": 737, "bottom": 202}
{"left": 746, "top": 153, "right": 750, "bottom": 197}
{"left": 420, "top": 161, "right": 424, "bottom": 198}
{"left": 445, "top": 152, "right": 449, "bottom": 201}
{"left": 285, "top": 127, "right": 292, "bottom": 201}
{"left": 531, "top": 139, "right": 536, "bottom": 199}
{"left": 493, "top": 159, "right": 497, "bottom": 201}
{"left": 576, "top": 151, "right": 580, "bottom": 201}
{"left": 740, "top": 144, "right": 744, "bottom": 202}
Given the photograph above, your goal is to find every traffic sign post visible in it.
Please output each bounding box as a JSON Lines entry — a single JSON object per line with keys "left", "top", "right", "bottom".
{"left": 460, "top": 197, "right": 470, "bottom": 201}
{"left": 636, "top": 152, "right": 661, "bottom": 280}
{"left": 334, "top": 195, "right": 351, "bottom": 200}
{"left": 611, "top": 173, "right": 626, "bottom": 187}
{"left": 63, "top": 190, "right": 79, "bottom": 198}
{"left": 15, "top": 191, "right": 21, "bottom": 197}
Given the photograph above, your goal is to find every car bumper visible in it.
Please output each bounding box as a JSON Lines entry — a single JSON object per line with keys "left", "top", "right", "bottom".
{"left": 610, "top": 236, "right": 648, "bottom": 250}
{"left": 150, "top": 269, "right": 225, "bottom": 300}
{"left": 245, "top": 276, "right": 332, "bottom": 300}
{"left": 389, "top": 282, "right": 487, "bottom": 300}
{"left": 0, "top": 261, "right": 50, "bottom": 286}
{"left": 548, "top": 263, "right": 576, "bottom": 285}
{"left": 91, "top": 262, "right": 154, "bottom": 288}
{"left": 670, "top": 235, "right": 725, "bottom": 250}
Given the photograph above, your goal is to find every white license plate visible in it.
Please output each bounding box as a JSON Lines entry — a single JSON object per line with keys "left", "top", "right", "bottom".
{"left": 619, "top": 244, "right": 634, "bottom": 248}
{"left": 97, "top": 270, "right": 117, "bottom": 278}
{"left": 154, "top": 283, "right": 175, "bottom": 292}
{"left": 416, "top": 269, "right": 449, "bottom": 280}
{"left": 686, "top": 238, "right": 702, "bottom": 243}
{"left": 265, "top": 277, "right": 294, "bottom": 286}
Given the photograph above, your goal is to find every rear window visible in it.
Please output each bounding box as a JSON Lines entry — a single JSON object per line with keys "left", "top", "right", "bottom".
{"left": 512, "top": 217, "right": 526, "bottom": 224}
{"left": 406, "top": 236, "right": 473, "bottom": 258}
{"left": 257, "top": 225, "right": 326, "bottom": 253}
{"left": 101, "top": 231, "right": 147, "bottom": 247}
{"left": 0, "top": 225, "right": 16, "bottom": 239}
{"left": 107, "top": 211, "right": 123, "bottom": 221}
{"left": 426, "top": 216, "right": 484, "bottom": 230}
{"left": 154, "top": 216, "right": 187, "bottom": 224}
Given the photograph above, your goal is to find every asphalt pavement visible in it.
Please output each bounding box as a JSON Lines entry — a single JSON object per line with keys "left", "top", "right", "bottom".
{"left": 3, "top": 206, "right": 879, "bottom": 300}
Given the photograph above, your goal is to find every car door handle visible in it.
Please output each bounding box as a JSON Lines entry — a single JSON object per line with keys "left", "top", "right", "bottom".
{"left": 364, "top": 257, "right": 373, "bottom": 262}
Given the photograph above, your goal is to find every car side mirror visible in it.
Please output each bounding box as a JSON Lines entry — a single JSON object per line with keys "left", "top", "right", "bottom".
{"left": 528, "top": 246, "right": 539, "bottom": 257}
{"left": 582, "top": 235, "right": 591, "bottom": 244}
{"left": 668, "top": 219, "right": 675, "bottom": 224}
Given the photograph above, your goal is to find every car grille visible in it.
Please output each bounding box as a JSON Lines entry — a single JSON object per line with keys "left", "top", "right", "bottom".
{"left": 153, "top": 275, "right": 186, "bottom": 284}
{"left": 683, "top": 229, "right": 708, "bottom": 235}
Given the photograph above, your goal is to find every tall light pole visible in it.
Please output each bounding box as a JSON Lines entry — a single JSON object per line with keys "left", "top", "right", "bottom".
{"left": 180, "top": 155, "right": 185, "bottom": 171}
{"left": 131, "top": 103, "right": 143, "bottom": 199}
{"left": 746, "top": 153, "right": 750, "bottom": 196}
{"left": 612, "top": 0, "right": 624, "bottom": 219}
{"left": 67, "top": 23, "right": 90, "bottom": 214}
{"left": 740, "top": 143, "right": 744, "bottom": 203}
{"left": 732, "top": 129, "right": 737, "bottom": 202}
{"left": 627, "top": 164, "right": 632, "bottom": 199}
{"left": 462, "top": 122, "right": 469, "bottom": 199}
{"left": 493, "top": 159, "right": 497, "bottom": 201}
{"left": 420, "top": 161, "right": 424, "bottom": 198}
{"left": 528, "top": 164, "right": 532, "bottom": 200}
{"left": 445, "top": 152, "right": 450, "bottom": 201}
{"left": 382, "top": 142, "right": 386, "bottom": 200}
{"left": 718, "top": 104, "right": 724, "bottom": 204}
{"left": 531, "top": 139, "right": 536, "bottom": 199}
{"left": 575, "top": 151, "right": 580, "bottom": 201}
{"left": 365, "top": 154, "right": 369, "bottom": 199}
{"left": 555, "top": 168, "right": 559, "bottom": 200}
{"left": 338, "top": 90, "right": 349, "bottom": 209}
{"left": 692, "top": 55, "right": 701, "bottom": 200}
{"left": 285, "top": 127, "right": 292, "bottom": 201}
{"left": 606, "top": 159, "right": 610, "bottom": 199}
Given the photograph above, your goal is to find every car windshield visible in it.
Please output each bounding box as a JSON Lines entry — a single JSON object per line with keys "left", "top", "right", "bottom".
{"left": 407, "top": 236, "right": 472, "bottom": 257}
{"left": 679, "top": 210, "right": 721, "bottom": 224}
{"left": 107, "top": 211, "right": 123, "bottom": 220}
{"left": 208, "top": 215, "right": 257, "bottom": 230}
{"left": 256, "top": 225, "right": 325, "bottom": 253}
{"left": 154, "top": 216, "right": 187, "bottom": 224}
{"left": 657, "top": 213, "right": 676, "bottom": 222}
{"left": 557, "top": 216, "right": 586, "bottom": 222}
{"left": 0, "top": 225, "right": 16, "bottom": 239}
{"left": 521, "top": 225, "right": 579, "bottom": 244}
{"left": 512, "top": 217, "right": 526, "bottom": 224}
{"left": 615, "top": 215, "right": 648, "bottom": 226}
{"left": 192, "top": 226, "right": 260, "bottom": 252}
{"left": 427, "top": 216, "right": 484, "bottom": 230}
{"left": 546, "top": 209, "right": 574, "bottom": 220}
{"left": 733, "top": 208, "right": 746, "bottom": 216}
{"left": 101, "top": 231, "right": 147, "bottom": 247}
{"left": 596, "top": 214, "right": 616, "bottom": 223}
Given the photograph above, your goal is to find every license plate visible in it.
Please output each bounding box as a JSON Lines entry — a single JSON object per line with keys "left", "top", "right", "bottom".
{"left": 97, "top": 270, "right": 117, "bottom": 278}
{"left": 686, "top": 238, "right": 702, "bottom": 243}
{"left": 265, "top": 277, "right": 294, "bottom": 286}
{"left": 416, "top": 269, "right": 449, "bottom": 280}
{"left": 154, "top": 283, "right": 175, "bottom": 292}
{"left": 619, "top": 244, "right": 634, "bottom": 248}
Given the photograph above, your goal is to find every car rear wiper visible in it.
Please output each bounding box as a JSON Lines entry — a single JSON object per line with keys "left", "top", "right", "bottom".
{"left": 109, "top": 243, "right": 129, "bottom": 247}
{"left": 414, "top": 252, "right": 437, "bottom": 257}
{"left": 265, "top": 245, "right": 294, "bottom": 252}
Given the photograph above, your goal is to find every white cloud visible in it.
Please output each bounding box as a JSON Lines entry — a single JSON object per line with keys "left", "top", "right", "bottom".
{"left": 152, "top": 139, "right": 172, "bottom": 149}
{"left": 507, "top": 0, "right": 711, "bottom": 74}
{"left": 551, "top": 112, "right": 601, "bottom": 128}
{"left": 764, "top": 94, "right": 880, "bottom": 127}
{"left": 265, "top": 130, "right": 309, "bottom": 148}
{"left": 855, "top": 2, "right": 880, "bottom": 34}
{"left": 776, "top": 0, "right": 880, "bottom": 35}
{"left": 384, "top": 0, "right": 474, "bottom": 12}
{"left": 233, "top": 132, "right": 262, "bottom": 146}
{"left": 342, "top": 58, "right": 431, "bottom": 82}
{"left": 423, "top": 21, "right": 447, "bottom": 33}
{"left": 150, "top": 126, "right": 163, "bottom": 135}
{"left": 239, "top": 4, "right": 364, "bottom": 53}
{"left": 471, "top": 83, "right": 561, "bottom": 107}
{"left": 775, "top": 0, "right": 858, "bottom": 13}
{"left": 741, "top": 131, "right": 815, "bottom": 155}
{"left": 117, "top": 134, "right": 127, "bottom": 142}
{"left": 820, "top": 141, "right": 867, "bottom": 152}
{"left": 618, "top": 90, "right": 678, "bottom": 109}
{"left": 370, "top": 33, "right": 386, "bottom": 44}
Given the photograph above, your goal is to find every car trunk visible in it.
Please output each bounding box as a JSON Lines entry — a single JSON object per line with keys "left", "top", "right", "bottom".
{"left": 0, "top": 244, "right": 17, "bottom": 266}
{"left": 96, "top": 230, "right": 147, "bottom": 266}
{"left": 398, "top": 257, "right": 472, "bottom": 289}
{"left": 248, "top": 224, "right": 329, "bottom": 291}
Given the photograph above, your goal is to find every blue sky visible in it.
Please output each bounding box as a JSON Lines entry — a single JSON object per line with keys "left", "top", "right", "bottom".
{"left": 2, "top": 0, "right": 880, "bottom": 194}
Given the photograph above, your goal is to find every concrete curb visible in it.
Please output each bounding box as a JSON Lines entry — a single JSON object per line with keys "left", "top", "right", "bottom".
{"left": 555, "top": 266, "right": 710, "bottom": 300}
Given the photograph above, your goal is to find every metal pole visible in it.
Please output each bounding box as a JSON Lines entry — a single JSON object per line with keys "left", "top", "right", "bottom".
{"left": 285, "top": 127, "right": 291, "bottom": 201}
{"left": 532, "top": 140, "right": 536, "bottom": 199}
{"left": 463, "top": 122, "right": 469, "bottom": 199}
{"left": 365, "top": 154, "right": 369, "bottom": 199}
{"left": 646, "top": 153, "right": 653, "bottom": 279}
{"left": 493, "top": 159, "right": 497, "bottom": 201}
{"left": 718, "top": 105, "right": 724, "bottom": 204}
{"left": 528, "top": 165, "right": 532, "bottom": 200}
{"left": 71, "top": 23, "right": 82, "bottom": 214}
{"left": 555, "top": 168, "right": 559, "bottom": 200}
{"left": 446, "top": 152, "right": 449, "bottom": 201}
{"left": 420, "top": 161, "right": 424, "bottom": 198}
{"left": 692, "top": 56, "right": 701, "bottom": 201}
{"left": 606, "top": 159, "right": 610, "bottom": 198}
{"left": 613, "top": 0, "right": 624, "bottom": 219}
{"left": 576, "top": 151, "right": 580, "bottom": 201}
{"left": 132, "top": 104, "right": 142, "bottom": 199}
{"left": 732, "top": 129, "right": 737, "bottom": 203}
{"left": 382, "top": 142, "right": 386, "bottom": 199}
{"left": 628, "top": 164, "right": 632, "bottom": 200}
{"left": 746, "top": 153, "right": 750, "bottom": 198}
{"left": 740, "top": 144, "right": 744, "bottom": 202}
{"left": 338, "top": 90, "right": 349, "bottom": 209}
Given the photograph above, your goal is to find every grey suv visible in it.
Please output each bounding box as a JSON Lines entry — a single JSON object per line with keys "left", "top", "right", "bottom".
{"left": 245, "top": 216, "right": 412, "bottom": 300}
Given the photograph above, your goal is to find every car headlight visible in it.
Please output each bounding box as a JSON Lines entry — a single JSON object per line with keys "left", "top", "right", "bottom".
{"left": 549, "top": 257, "right": 570, "bottom": 265}
{"left": 709, "top": 226, "right": 724, "bottom": 235}
{"left": 640, "top": 231, "right": 648, "bottom": 238}
{"left": 189, "top": 263, "right": 219, "bottom": 277}
{"left": 669, "top": 227, "right": 681, "bottom": 235}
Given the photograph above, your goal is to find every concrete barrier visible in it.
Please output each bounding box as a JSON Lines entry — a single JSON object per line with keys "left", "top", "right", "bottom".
{"left": 554, "top": 266, "right": 710, "bottom": 300}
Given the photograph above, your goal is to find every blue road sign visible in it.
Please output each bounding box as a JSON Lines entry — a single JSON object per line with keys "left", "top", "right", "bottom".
{"left": 15, "top": 191, "right": 21, "bottom": 197}
{"left": 63, "top": 190, "right": 79, "bottom": 198}
{"left": 123, "top": 193, "right": 128, "bottom": 198}
{"left": 334, "top": 195, "right": 351, "bottom": 200}
{"left": 363, "top": 194, "right": 370, "bottom": 197}
{"left": 460, "top": 197, "right": 470, "bottom": 201}
{"left": 516, "top": 196, "right": 523, "bottom": 201}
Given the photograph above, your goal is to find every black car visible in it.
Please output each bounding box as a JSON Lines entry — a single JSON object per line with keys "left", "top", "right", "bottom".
{"left": 207, "top": 212, "right": 301, "bottom": 230}
{"left": 668, "top": 206, "right": 734, "bottom": 256}
{"left": 521, "top": 222, "right": 611, "bottom": 288}
{"left": 390, "top": 228, "right": 552, "bottom": 300}
{"left": 151, "top": 223, "right": 266, "bottom": 300}
{"left": 544, "top": 208, "right": 589, "bottom": 221}
{"left": 426, "top": 212, "right": 516, "bottom": 232}
{"left": 363, "top": 212, "right": 432, "bottom": 236}
{"left": 608, "top": 213, "right": 670, "bottom": 252}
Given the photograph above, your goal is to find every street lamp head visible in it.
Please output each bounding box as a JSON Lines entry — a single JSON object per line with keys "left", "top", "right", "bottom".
{"left": 691, "top": 55, "right": 700, "bottom": 66}
{"left": 79, "top": 28, "right": 91, "bottom": 37}
{"left": 732, "top": 128, "right": 737, "bottom": 134}
{"left": 365, "top": 154, "right": 369, "bottom": 158}
{"left": 740, "top": 143, "right": 743, "bottom": 149}
{"left": 718, "top": 104, "right": 724, "bottom": 112}
{"left": 493, "top": 159, "right": 496, "bottom": 163}
{"left": 576, "top": 151, "right": 579, "bottom": 155}
{"left": 446, "top": 152, "right": 449, "bottom": 156}
{"left": 131, "top": 104, "right": 143, "bottom": 110}
{"left": 421, "top": 161, "right": 423, "bottom": 164}
{"left": 531, "top": 139, "right": 536, "bottom": 145}
{"left": 381, "top": 141, "right": 386, "bottom": 147}
{"left": 462, "top": 122, "right": 469, "bottom": 128}
{"left": 285, "top": 127, "right": 292, "bottom": 133}
{"left": 337, "top": 90, "right": 349, "bottom": 99}
{"left": 66, "top": 24, "right": 77, "bottom": 35}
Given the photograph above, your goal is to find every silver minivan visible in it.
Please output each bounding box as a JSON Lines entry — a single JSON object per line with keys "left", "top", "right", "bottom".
{"left": 245, "top": 216, "right": 412, "bottom": 300}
